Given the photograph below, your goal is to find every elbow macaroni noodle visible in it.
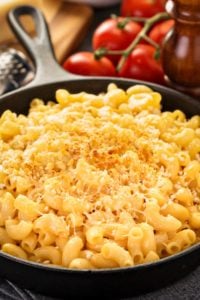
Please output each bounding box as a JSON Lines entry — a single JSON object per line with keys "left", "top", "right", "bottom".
{"left": 0, "top": 83, "right": 199, "bottom": 269}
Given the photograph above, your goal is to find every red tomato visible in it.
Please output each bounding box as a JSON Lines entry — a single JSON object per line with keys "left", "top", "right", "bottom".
{"left": 149, "top": 19, "right": 174, "bottom": 45}
{"left": 92, "top": 17, "right": 142, "bottom": 64}
{"left": 121, "top": 0, "right": 165, "bottom": 18}
{"left": 118, "top": 44, "right": 165, "bottom": 85}
{"left": 63, "top": 52, "right": 116, "bottom": 77}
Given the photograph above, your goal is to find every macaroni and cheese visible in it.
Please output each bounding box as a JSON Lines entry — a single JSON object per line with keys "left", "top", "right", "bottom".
{"left": 0, "top": 83, "right": 199, "bottom": 269}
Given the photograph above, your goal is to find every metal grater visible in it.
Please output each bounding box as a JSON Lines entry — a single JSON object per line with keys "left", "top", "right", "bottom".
{"left": 0, "top": 47, "right": 35, "bottom": 95}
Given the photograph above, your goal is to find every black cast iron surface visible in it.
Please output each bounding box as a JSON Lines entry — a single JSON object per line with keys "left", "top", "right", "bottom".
{"left": 1, "top": 268, "right": 200, "bottom": 300}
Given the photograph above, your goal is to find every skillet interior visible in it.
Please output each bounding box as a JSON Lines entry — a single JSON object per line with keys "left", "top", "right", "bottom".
{"left": 0, "top": 77, "right": 200, "bottom": 298}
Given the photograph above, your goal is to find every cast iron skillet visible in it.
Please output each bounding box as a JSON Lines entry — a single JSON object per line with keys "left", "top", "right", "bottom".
{"left": 0, "top": 5, "right": 200, "bottom": 299}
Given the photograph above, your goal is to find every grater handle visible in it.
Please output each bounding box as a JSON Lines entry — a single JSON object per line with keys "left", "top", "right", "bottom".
{"left": 7, "top": 5, "right": 76, "bottom": 85}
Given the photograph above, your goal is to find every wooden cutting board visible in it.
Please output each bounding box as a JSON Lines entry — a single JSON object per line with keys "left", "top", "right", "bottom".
{"left": 49, "top": 2, "right": 93, "bottom": 63}
{"left": 1, "top": 0, "right": 93, "bottom": 63}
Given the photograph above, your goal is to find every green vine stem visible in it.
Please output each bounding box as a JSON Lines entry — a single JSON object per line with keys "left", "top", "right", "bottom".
{"left": 94, "top": 12, "right": 170, "bottom": 68}
{"left": 116, "top": 12, "right": 170, "bottom": 71}
{"left": 142, "top": 35, "right": 160, "bottom": 49}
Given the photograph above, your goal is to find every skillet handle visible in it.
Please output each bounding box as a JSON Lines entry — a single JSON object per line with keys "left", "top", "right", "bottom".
{"left": 7, "top": 5, "right": 75, "bottom": 85}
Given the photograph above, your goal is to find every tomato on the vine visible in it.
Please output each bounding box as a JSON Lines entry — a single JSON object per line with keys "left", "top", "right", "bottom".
{"left": 121, "top": 0, "right": 165, "bottom": 18}
{"left": 92, "top": 17, "right": 142, "bottom": 64}
{"left": 149, "top": 19, "right": 174, "bottom": 45}
{"left": 118, "top": 44, "right": 165, "bottom": 85}
{"left": 63, "top": 52, "right": 116, "bottom": 77}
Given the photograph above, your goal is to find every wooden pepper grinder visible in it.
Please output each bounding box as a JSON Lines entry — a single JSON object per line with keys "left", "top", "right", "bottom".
{"left": 162, "top": 0, "right": 200, "bottom": 99}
